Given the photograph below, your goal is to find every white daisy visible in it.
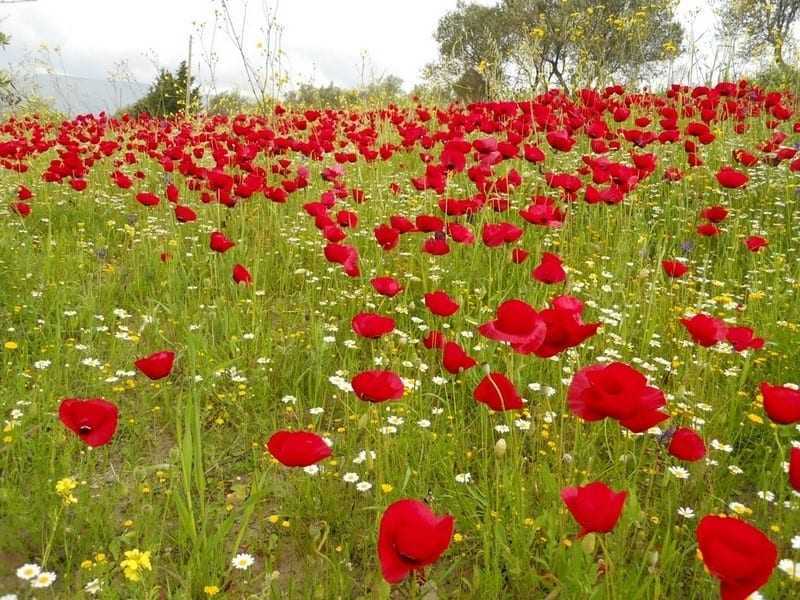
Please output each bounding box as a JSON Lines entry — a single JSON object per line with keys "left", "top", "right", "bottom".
{"left": 231, "top": 553, "right": 255, "bottom": 570}
{"left": 16, "top": 563, "right": 40, "bottom": 581}
{"left": 30, "top": 571, "right": 57, "bottom": 588}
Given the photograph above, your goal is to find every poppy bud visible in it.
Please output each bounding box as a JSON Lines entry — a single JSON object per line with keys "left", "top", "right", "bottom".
{"left": 494, "top": 438, "right": 507, "bottom": 458}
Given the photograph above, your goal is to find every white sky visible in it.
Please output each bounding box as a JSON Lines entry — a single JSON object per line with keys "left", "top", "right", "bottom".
{"left": 2, "top": 0, "right": 716, "bottom": 91}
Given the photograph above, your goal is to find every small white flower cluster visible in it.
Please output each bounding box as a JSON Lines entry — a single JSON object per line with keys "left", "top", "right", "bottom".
{"left": 16, "top": 563, "right": 56, "bottom": 589}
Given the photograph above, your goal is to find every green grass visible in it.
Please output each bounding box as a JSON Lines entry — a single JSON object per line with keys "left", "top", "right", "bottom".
{"left": 1, "top": 108, "right": 800, "bottom": 599}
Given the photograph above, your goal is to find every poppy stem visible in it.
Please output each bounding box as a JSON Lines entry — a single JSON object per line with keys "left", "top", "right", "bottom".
{"left": 597, "top": 535, "right": 615, "bottom": 595}
{"left": 41, "top": 505, "right": 64, "bottom": 567}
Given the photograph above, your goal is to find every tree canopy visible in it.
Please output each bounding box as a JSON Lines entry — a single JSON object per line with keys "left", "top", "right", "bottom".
{"left": 427, "top": 0, "right": 684, "bottom": 100}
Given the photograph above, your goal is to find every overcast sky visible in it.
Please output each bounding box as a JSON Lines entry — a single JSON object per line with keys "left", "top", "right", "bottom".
{"left": 2, "top": 0, "right": 715, "bottom": 92}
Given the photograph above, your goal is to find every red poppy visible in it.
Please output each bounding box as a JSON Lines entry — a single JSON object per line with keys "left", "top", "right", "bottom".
{"left": 696, "top": 515, "right": 777, "bottom": 600}
{"left": 58, "top": 398, "right": 119, "bottom": 447}
{"left": 725, "top": 326, "right": 764, "bottom": 352}
{"left": 667, "top": 427, "right": 706, "bottom": 462}
{"left": 715, "top": 167, "right": 749, "bottom": 189}
{"left": 370, "top": 277, "right": 403, "bottom": 297}
{"left": 473, "top": 372, "right": 523, "bottom": 411}
{"left": 561, "top": 481, "right": 627, "bottom": 537}
{"left": 744, "top": 236, "right": 767, "bottom": 252}
{"left": 478, "top": 299, "right": 546, "bottom": 354}
{"left": 17, "top": 185, "right": 32, "bottom": 200}
{"left": 10, "top": 202, "right": 30, "bottom": 217}
{"left": 442, "top": 341, "right": 477, "bottom": 374}
{"left": 789, "top": 447, "right": 800, "bottom": 492}
{"left": 532, "top": 252, "right": 566, "bottom": 284}
{"left": 661, "top": 260, "right": 688, "bottom": 278}
{"left": 481, "top": 222, "right": 523, "bottom": 247}
{"left": 352, "top": 370, "right": 404, "bottom": 402}
{"left": 174, "top": 205, "right": 197, "bottom": 223}
{"left": 511, "top": 248, "right": 529, "bottom": 263}
{"left": 568, "top": 362, "right": 668, "bottom": 432}
{"left": 351, "top": 312, "right": 396, "bottom": 338}
{"left": 134, "top": 350, "right": 175, "bottom": 380}
{"left": 697, "top": 223, "right": 720, "bottom": 237}
{"left": 374, "top": 224, "right": 400, "bottom": 250}
{"left": 210, "top": 231, "right": 235, "bottom": 253}
{"left": 233, "top": 264, "right": 252, "bottom": 285}
{"left": 266, "top": 431, "right": 331, "bottom": 467}
{"left": 422, "top": 237, "right": 450, "bottom": 255}
{"left": 535, "top": 298, "right": 600, "bottom": 358}
{"left": 378, "top": 499, "right": 454, "bottom": 583}
{"left": 681, "top": 314, "right": 728, "bottom": 347}
{"left": 760, "top": 382, "right": 800, "bottom": 424}
{"left": 700, "top": 205, "right": 729, "bottom": 223}
{"left": 135, "top": 191, "right": 160, "bottom": 206}
{"left": 423, "top": 331, "right": 446, "bottom": 350}
{"left": 424, "top": 291, "right": 459, "bottom": 317}
{"left": 546, "top": 130, "right": 576, "bottom": 152}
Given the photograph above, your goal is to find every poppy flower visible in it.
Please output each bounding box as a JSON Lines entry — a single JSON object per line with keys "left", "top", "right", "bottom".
{"left": 136, "top": 191, "right": 160, "bottom": 206}
{"left": 511, "top": 248, "right": 529, "bottom": 263}
{"left": 10, "top": 202, "right": 30, "bottom": 217}
{"left": 789, "top": 447, "right": 800, "bottom": 492}
{"left": 422, "top": 237, "right": 450, "bottom": 255}
{"left": 661, "top": 260, "right": 688, "bottom": 278}
{"left": 174, "top": 205, "right": 197, "bottom": 223}
{"left": 134, "top": 350, "right": 175, "bottom": 380}
{"left": 696, "top": 515, "right": 777, "bottom": 600}
{"left": 725, "top": 326, "right": 764, "bottom": 352}
{"left": 681, "top": 314, "right": 728, "bottom": 347}
{"left": 568, "top": 362, "right": 668, "bottom": 432}
{"left": 370, "top": 277, "right": 403, "bottom": 297}
{"left": 535, "top": 299, "right": 600, "bottom": 358}
{"left": 352, "top": 312, "right": 396, "bottom": 338}
{"left": 532, "top": 252, "right": 566, "bottom": 284}
{"left": 666, "top": 427, "right": 706, "bottom": 462}
{"left": 715, "top": 166, "right": 749, "bottom": 189}
{"left": 233, "top": 264, "right": 252, "bottom": 285}
{"left": 17, "top": 185, "right": 32, "bottom": 200}
{"left": 473, "top": 372, "right": 523, "bottom": 411}
{"left": 697, "top": 223, "right": 720, "bottom": 237}
{"left": 423, "top": 331, "right": 446, "bottom": 350}
{"left": 352, "top": 370, "right": 404, "bottom": 402}
{"left": 744, "top": 236, "right": 767, "bottom": 252}
{"left": 760, "top": 382, "right": 800, "bottom": 424}
{"left": 374, "top": 224, "right": 400, "bottom": 250}
{"left": 546, "top": 130, "right": 576, "bottom": 152}
{"left": 481, "top": 222, "right": 523, "bottom": 247}
{"left": 478, "top": 299, "right": 546, "bottom": 354}
{"left": 700, "top": 205, "right": 729, "bottom": 223}
{"left": 378, "top": 499, "right": 454, "bottom": 584}
{"left": 561, "top": 481, "right": 627, "bottom": 538}
{"left": 442, "top": 341, "right": 477, "bottom": 374}
{"left": 266, "top": 431, "right": 331, "bottom": 467}
{"left": 210, "top": 231, "right": 235, "bottom": 253}
{"left": 424, "top": 291, "right": 459, "bottom": 317}
{"left": 58, "top": 398, "right": 119, "bottom": 447}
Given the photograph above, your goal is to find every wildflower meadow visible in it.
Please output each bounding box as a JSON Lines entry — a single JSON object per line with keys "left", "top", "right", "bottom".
{"left": 2, "top": 82, "right": 800, "bottom": 599}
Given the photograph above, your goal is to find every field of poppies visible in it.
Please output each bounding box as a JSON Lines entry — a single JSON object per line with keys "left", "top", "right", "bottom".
{"left": 1, "top": 82, "right": 800, "bottom": 599}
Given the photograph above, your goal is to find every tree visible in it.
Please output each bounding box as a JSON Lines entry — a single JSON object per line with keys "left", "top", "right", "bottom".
{"left": 126, "top": 61, "right": 200, "bottom": 117}
{"left": 431, "top": 1, "right": 515, "bottom": 101}
{"left": 428, "top": 0, "right": 684, "bottom": 98}
{"left": 717, "top": 0, "right": 800, "bottom": 65}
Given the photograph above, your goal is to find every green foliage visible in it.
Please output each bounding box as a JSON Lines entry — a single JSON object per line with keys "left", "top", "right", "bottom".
{"left": 752, "top": 62, "right": 800, "bottom": 93}
{"left": 206, "top": 90, "right": 255, "bottom": 116}
{"left": 125, "top": 61, "right": 201, "bottom": 118}
{"left": 284, "top": 75, "right": 405, "bottom": 108}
